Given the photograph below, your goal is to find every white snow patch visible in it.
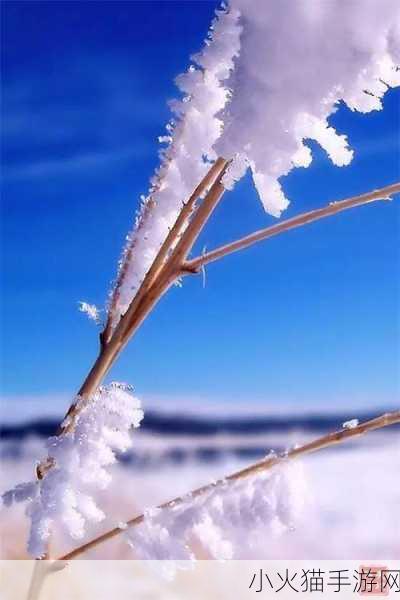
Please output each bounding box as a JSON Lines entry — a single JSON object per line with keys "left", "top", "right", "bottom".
{"left": 342, "top": 419, "right": 359, "bottom": 430}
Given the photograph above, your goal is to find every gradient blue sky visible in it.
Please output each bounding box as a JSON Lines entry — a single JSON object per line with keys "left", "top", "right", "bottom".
{"left": 1, "top": 1, "right": 399, "bottom": 416}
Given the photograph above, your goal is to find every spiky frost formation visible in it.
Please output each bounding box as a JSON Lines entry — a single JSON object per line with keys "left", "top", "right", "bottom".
{"left": 217, "top": 0, "right": 400, "bottom": 216}
{"left": 125, "top": 460, "right": 307, "bottom": 566}
{"left": 2, "top": 383, "right": 143, "bottom": 557}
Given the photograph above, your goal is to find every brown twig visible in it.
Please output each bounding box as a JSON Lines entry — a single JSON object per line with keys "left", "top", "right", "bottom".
{"left": 102, "top": 158, "right": 228, "bottom": 344}
{"left": 183, "top": 181, "right": 400, "bottom": 273}
{"left": 58, "top": 409, "right": 400, "bottom": 560}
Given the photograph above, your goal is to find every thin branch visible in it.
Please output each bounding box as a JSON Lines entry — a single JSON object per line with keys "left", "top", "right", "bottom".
{"left": 183, "top": 182, "right": 400, "bottom": 273}
{"left": 111, "top": 158, "right": 230, "bottom": 348}
{"left": 160, "top": 160, "right": 230, "bottom": 275}
{"left": 102, "top": 158, "right": 228, "bottom": 345}
{"left": 58, "top": 409, "right": 400, "bottom": 561}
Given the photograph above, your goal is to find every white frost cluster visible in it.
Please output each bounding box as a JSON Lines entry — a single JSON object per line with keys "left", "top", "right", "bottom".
{"left": 216, "top": 0, "right": 400, "bottom": 216}
{"left": 108, "top": 6, "right": 242, "bottom": 330}
{"left": 343, "top": 418, "right": 359, "bottom": 430}
{"left": 106, "top": 1, "right": 399, "bottom": 331}
{"left": 78, "top": 301, "right": 100, "bottom": 323}
{"left": 2, "top": 382, "right": 143, "bottom": 558}
{"left": 125, "top": 461, "right": 306, "bottom": 563}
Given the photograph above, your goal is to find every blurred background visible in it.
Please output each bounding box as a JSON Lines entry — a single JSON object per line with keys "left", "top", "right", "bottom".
{"left": 1, "top": 1, "right": 399, "bottom": 560}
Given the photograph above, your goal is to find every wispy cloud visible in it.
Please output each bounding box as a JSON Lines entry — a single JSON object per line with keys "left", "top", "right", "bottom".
{"left": 2, "top": 58, "right": 170, "bottom": 181}
{"left": 2, "top": 145, "right": 151, "bottom": 180}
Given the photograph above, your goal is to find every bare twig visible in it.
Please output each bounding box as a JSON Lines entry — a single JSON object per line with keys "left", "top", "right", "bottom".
{"left": 58, "top": 410, "right": 400, "bottom": 560}
{"left": 183, "top": 182, "right": 400, "bottom": 273}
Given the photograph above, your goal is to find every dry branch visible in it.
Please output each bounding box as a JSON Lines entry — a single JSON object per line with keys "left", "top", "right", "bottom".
{"left": 183, "top": 181, "right": 400, "bottom": 272}
{"left": 59, "top": 409, "right": 400, "bottom": 560}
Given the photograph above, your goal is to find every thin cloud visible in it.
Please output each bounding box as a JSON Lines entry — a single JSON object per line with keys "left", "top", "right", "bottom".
{"left": 2, "top": 145, "right": 152, "bottom": 180}
{"left": 2, "top": 58, "right": 170, "bottom": 181}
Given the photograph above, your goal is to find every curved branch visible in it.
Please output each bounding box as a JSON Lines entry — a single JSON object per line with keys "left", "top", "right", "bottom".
{"left": 58, "top": 409, "right": 400, "bottom": 561}
{"left": 183, "top": 182, "right": 400, "bottom": 273}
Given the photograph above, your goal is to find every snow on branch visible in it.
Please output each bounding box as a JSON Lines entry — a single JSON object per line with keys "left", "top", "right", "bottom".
{"left": 217, "top": 0, "right": 400, "bottom": 216}
{"left": 58, "top": 410, "right": 399, "bottom": 561}
{"left": 106, "top": 6, "right": 242, "bottom": 333}
{"left": 2, "top": 383, "right": 143, "bottom": 558}
{"left": 124, "top": 460, "right": 306, "bottom": 565}
{"left": 104, "top": 0, "right": 399, "bottom": 335}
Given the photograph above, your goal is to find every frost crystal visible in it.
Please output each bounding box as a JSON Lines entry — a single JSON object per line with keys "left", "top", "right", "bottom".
{"left": 125, "top": 461, "right": 307, "bottom": 561}
{"left": 2, "top": 382, "right": 143, "bottom": 558}
{"left": 78, "top": 301, "right": 100, "bottom": 323}
{"left": 343, "top": 419, "right": 359, "bottom": 430}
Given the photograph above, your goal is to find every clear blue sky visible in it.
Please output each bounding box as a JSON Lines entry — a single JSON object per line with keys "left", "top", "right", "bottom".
{"left": 1, "top": 1, "right": 399, "bottom": 414}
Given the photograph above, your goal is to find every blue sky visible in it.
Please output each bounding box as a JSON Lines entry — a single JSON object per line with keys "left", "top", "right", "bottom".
{"left": 1, "top": 1, "right": 399, "bottom": 417}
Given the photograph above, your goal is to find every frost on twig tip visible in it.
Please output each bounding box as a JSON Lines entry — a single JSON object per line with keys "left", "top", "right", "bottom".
{"left": 2, "top": 383, "right": 143, "bottom": 558}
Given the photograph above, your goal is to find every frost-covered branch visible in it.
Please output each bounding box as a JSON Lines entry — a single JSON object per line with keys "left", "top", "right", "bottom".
{"left": 3, "top": 384, "right": 143, "bottom": 558}
{"left": 183, "top": 182, "right": 400, "bottom": 273}
{"left": 101, "top": 158, "right": 228, "bottom": 346}
{"left": 58, "top": 409, "right": 400, "bottom": 560}
{"left": 104, "top": 6, "right": 242, "bottom": 335}
{"left": 216, "top": 0, "right": 400, "bottom": 215}
{"left": 103, "top": 0, "right": 400, "bottom": 336}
